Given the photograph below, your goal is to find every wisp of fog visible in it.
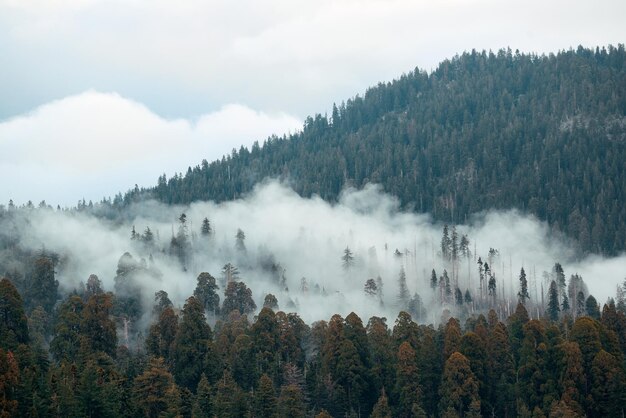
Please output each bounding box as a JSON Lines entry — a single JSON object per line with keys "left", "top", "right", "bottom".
{"left": 11, "top": 180, "right": 626, "bottom": 325}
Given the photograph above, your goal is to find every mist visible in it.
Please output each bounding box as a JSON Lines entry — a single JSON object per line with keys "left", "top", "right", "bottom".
{"left": 6, "top": 180, "right": 626, "bottom": 326}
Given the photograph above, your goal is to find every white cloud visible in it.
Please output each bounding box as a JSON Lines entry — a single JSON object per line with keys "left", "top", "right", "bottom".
{"left": 0, "top": 91, "right": 301, "bottom": 205}
{"left": 1, "top": 0, "right": 624, "bottom": 119}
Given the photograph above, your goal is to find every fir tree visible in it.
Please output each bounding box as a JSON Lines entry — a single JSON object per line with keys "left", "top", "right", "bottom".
{"left": 518, "top": 267, "right": 530, "bottom": 305}
{"left": 547, "top": 280, "right": 561, "bottom": 321}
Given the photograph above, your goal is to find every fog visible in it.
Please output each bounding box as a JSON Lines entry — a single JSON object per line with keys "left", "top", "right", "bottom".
{"left": 7, "top": 181, "right": 626, "bottom": 326}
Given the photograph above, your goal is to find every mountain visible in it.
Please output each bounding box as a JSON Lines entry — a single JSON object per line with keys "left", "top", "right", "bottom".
{"left": 124, "top": 45, "right": 626, "bottom": 255}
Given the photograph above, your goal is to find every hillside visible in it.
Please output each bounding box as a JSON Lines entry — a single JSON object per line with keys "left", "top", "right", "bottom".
{"left": 125, "top": 46, "right": 626, "bottom": 254}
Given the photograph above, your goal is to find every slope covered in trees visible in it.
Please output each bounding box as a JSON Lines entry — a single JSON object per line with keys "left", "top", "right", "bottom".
{"left": 2, "top": 271, "right": 626, "bottom": 417}
{"left": 124, "top": 45, "right": 626, "bottom": 255}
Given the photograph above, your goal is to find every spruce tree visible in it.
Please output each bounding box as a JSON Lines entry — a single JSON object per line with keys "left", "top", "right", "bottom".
{"left": 547, "top": 280, "right": 561, "bottom": 321}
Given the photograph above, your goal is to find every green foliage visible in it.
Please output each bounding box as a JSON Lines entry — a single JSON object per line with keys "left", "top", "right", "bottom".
{"left": 0, "top": 278, "right": 29, "bottom": 351}
{"left": 172, "top": 296, "right": 212, "bottom": 391}
{"left": 80, "top": 292, "right": 117, "bottom": 358}
{"left": 131, "top": 46, "right": 626, "bottom": 255}
{"left": 222, "top": 281, "right": 256, "bottom": 317}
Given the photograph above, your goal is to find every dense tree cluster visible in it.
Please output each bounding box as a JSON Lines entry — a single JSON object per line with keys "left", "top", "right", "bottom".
{"left": 1, "top": 272, "right": 626, "bottom": 417}
{"left": 112, "top": 45, "right": 626, "bottom": 255}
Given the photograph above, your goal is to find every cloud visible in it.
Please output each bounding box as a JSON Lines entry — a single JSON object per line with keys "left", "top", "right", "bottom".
{"left": 0, "top": 91, "right": 301, "bottom": 205}
{"left": 9, "top": 181, "right": 626, "bottom": 326}
{"left": 1, "top": 0, "right": 625, "bottom": 119}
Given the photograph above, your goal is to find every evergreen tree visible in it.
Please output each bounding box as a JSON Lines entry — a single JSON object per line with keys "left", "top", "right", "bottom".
{"left": 547, "top": 280, "right": 561, "bottom": 321}
{"left": 441, "top": 224, "right": 451, "bottom": 261}
{"left": 370, "top": 389, "right": 392, "bottom": 418}
{"left": 397, "top": 266, "right": 409, "bottom": 309}
{"left": 0, "top": 278, "right": 29, "bottom": 351}
{"left": 24, "top": 255, "right": 59, "bottom": 314}
{"left": 277, "top": 384, "right": 306, "bottom": 418}
{"left": 430, "top": 269, "right": 438, "bottom": 292}
{"left": 254, "top": 374, "right": 277, "bottom": 418}
{"left": 222, "top": 281, "right": 256, "bottom": 317}
{"left": 263, "top": 293, "right": 279, "bottom": 310}
{"left": 192, "top": 373, "right": 212, "bottom": 418}
{"left": 342, "top": 247, "right": 355, "bottom": 271}
{"left": 364, "top": 278, "right": 378, "bottom": 297}
{"left": 200, "top": 217, "right": 212, "bottom": 236}
{"left": 193, "top": 272, "right": 220, "bottom": 316}
{"left": 589, "top": 350, "right": 626, "bottom": 417}
{"left": 152, "top": 290, "right": 173, "bottom": 317}
{"left": 133, "top": 357, "right": 178, "bottom": 418}
{"left": 235, "top": 228, "right": 246, "bottom": 252}
{"left": 50, "top": 294, "right": 83, "bottom": 362}
{"left": 585, "top": 295, "right": 600, "bottom": 319}
{"left": 81, "top": 292, "right": 117, "bottom": 357}
{"left": 518, "top": 267, "right": 530, "bottom": 304}
{"left": 172, "top": 296, "right": 212, "bottom": 391}
{"left": 439, "top": 352, "right": 481, "bottom": 418}
{"left": 395, "top": 341, "right": 426, "bottom": 417}
{"left": 455, "top": 287, "right": 463, "bottom": 306}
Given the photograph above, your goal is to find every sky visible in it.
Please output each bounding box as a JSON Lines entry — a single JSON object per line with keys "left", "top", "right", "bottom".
{"left": 0, "top": 0, "right": 625, "bottom": 206}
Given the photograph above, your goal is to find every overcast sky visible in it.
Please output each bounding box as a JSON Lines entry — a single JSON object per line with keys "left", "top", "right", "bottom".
{"left": 1, "top": 0, "right": 625, "bottom": 206}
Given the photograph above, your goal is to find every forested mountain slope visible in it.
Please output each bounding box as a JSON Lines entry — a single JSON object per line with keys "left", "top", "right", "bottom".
{"left": 127, "top": 46, "right": 626, "bottom": 254}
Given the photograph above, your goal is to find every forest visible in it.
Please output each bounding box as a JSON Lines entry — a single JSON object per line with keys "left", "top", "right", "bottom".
{"left": 1, "top": 186, "right": 625, "bottom": 417}
{"left": 2, "top": 45, "right": 626, "bottom": 417}
{"left": 111, "top": 45, "right": 626, "bottom": 256}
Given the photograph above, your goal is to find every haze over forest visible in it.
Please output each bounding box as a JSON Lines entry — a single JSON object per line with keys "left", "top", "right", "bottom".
{"left": 1, "top": 2, "right": 626, "bottom": 417}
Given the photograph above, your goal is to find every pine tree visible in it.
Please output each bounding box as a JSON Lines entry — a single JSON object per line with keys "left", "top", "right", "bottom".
{"left": 441, "top": 224, "right": 451, "bottom": 261}
{"left": 0, "top": 278, "right": 29, "bottom": 351}
{"left": 277, "top": 384, "right": 306, "bottom": 418}
{"left": 439, "top": 352, "right": 481, "bottom": 418}
{"left": 370, "top": 389, "right": 392, "bottom": 418}
{"left": 49, "top": 294, "right": 83, "bottom": 362}
{"left": 342, "top": 247, "right": 355, "bottom": 271}
{"left": 153, "top": 290, "right": 173, "bottom": 317}
{"left": 172, "top": 296, "right": 212, "bottom": 391}
{"left": 585, "top": 295, "right": 600, "bottom": 319}
{"left": 430, "top": 269, "right": 438, "bottom": 291}
{"left": 81, "top": 292, "right": 117, "bottom": 357}
{"left": 455, "top": 287, "right": 463, "bottom": 306}
{"left": 518, "top": 267, "right": 530, "bottom": 305}
{"left": 395, "top": 342, "right": 426, "bottom": 417}
{"left": 193, "top": 272, "right": 220, "bottom": 316}
{"left": 235, "top": 228, "right": 246, "bottom": 252}
{"left": 192, "top": 373, "right": 212, "bottom": 418}
{"left": 222, "top": 281, "right": 256, "bottom": 317}
{"left": 364, "top": 278, "right": 378, "bottom": 297}
{"left": 200, "top": 217, "right": 212, "bottom": 236}
{"left": 133, "top": 357, "right": 177, "bottom": 418}
{"left": 547, "top": 280, "right": 560, "bottom": 321}
{"left": 397, "top": 267, "right": 409, "bottom": 309}
{"left": 263, "top": 293, "right": 279, "bottom": 310}
{"left": 254, "top": 374, "right": 277, "bottom": 418}
{"left": 590, "top": 350, "right": 626, "bottom": 417}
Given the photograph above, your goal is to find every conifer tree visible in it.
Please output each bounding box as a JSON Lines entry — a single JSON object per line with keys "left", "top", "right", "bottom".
{"left": 81, "top": 292, "right": 117, "bottom": 357}
{"left": 193, "top": 272, "right": 220, "bottom": 316}
{"left": 585, "top": 295, "right": 600, "bottom": 319}
{"left": 254, "top": 374, "right": 277, "bottom": 418}
{"left": 0, "top": 278, "right": 29, "bottom": 351}
{"left": 395, "top": 342, "right": 426, "bottom": 417}
{"left": 397, "top": 266, "right": 409, "bottom": 309}
{"left": 192, "top": 373, "right": 212, "bottom": 418}
{"left": 518, "top": 267, "right": 530, "bottom": 304}
{"left": 547, "top": 280, "right": 560, "bottom": 321}
{"left": 172, "top": 296, "right": 212, "bottom": 391}
{"left": 370, "top": 389, "right": 392, "bottom": 418}
{"left": 439, "top": 352, "right": 481, "bottom": 418}
{"left": 133, "top": 357, "right": 178, "bottom": 418}
{"left": 200, "top": 217, "right": 212, "bottom": 236}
